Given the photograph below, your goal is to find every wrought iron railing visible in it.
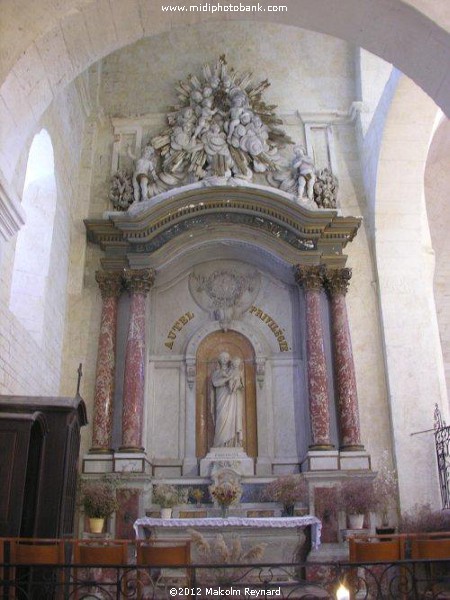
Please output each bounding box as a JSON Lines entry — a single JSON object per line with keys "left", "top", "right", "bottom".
{"left": 434, "top": 403, "right": 450, "bottom": 509}
{"left": 1, "top": 558, "right": 449, "bottom": 599}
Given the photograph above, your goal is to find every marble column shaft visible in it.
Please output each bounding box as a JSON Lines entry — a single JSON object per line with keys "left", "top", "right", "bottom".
{"left": 91, "top": 271, "right": 122, "bottom": 452}
{"left": 296, "top": 266, "right": 333, "bottom": 449}
{"left": 325, "top": 268, "right": 363, "bottom": 450}
{"left": 121, "top": 269, "right": 154, "bottom": 451}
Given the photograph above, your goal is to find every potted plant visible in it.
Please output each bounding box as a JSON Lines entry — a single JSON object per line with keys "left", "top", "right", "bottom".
{"left": 338, "top": 478, "right": 377, "bottom": 529}
{"left": 264, "top": 474, "right": 309, "bottom": 516}
{"left": 152, "top": 484, "right": 185, "bottom": 518}
{"left": 373, "top": 451, "right": 398, "bottom": 534}
{"left": 79, "top": 479, "right": 119, "bottom": 533}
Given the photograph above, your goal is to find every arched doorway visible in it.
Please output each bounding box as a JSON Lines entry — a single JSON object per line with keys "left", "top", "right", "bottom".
{"left": 196, "top": 330, "right": 257, "bottom": 459}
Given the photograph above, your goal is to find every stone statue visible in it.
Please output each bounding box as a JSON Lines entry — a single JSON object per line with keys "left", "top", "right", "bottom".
{"left": 211, "top": 352, "right": 244, "bottom": 448}
{"left": 128, "top": 144, "right": 157, "bottom": 202}
{"left": 292, "top": 145, "right": 316, "bottom": 201}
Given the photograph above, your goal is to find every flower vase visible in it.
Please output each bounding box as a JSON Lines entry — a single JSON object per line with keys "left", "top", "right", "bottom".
{"left": 89, "top": 517, "right": 105, "bottom": 533}
{"left": 161, "top": 508, "right": 172, "bottom": 519}
{"left": 283, "top": 505, "right": 295, "bottom": 517}
{"left": 220, "top": 504, "right": 229, "bottom": 518}
{"left": 348, "top": 513, "right": 365, "bottom": 529}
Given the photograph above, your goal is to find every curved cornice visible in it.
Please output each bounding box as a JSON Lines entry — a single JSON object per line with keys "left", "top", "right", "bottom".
{"left": 85, "top": 184, "right": 361, "bottom": 270}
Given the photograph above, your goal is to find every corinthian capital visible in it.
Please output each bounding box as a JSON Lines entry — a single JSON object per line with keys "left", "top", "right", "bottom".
{"left": 295, "top": 265, "right": 324, "bottom": 292}
{"left": 123, "top": 268, "right": 155, "bottom": 294}
{"left": 324, "top": 267, "right": 352, "bottom": 296}
{"left": 95, "top": 270, "right": 123, "bottom": 299}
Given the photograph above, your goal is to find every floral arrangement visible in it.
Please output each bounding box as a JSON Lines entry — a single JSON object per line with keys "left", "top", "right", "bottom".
{"left": 79, "top": 479, "right": 119, "bottom": 518}
{"left": 152, "top": 484, "right": 187, "bottom": 508}
{"left": 373, "top": 450, "right": 398, "bottom": 526}
{"left": 399, "top": 504, "right": 450, "bottom": 533}
{"left": 190, "top": 530, "right": 266, "bottom": 584}
{"left": 338, "top": 478, "right": 378, "bottom": 515}
{"left": 264, "top": 474, "right": 308, "bottom": 512}
{"left": 209, "top": 480, "right": 242, "bottom": 508}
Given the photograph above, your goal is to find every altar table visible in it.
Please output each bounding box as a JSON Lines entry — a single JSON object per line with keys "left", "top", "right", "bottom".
{"left": 133, "top": 516, "right": 322, "bottom": 558}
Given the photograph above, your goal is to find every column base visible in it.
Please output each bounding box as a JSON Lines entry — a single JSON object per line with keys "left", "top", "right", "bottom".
{"left": 301, "top": 450, "right": 339, "bottom": 471}
{"left": 114, "top": 451, "right": 150, "bottom": 473}
{"left": 308, "top": 444, "right": 336, "bottom": 451}
{"left": 82, "top": 452, "right": 114, "bottom": 474}
{"left": 118, "top": 446, "right": 145, "bottom": 453}
{"left": 340, "top": 444, "right": 365, "bottom": 452}
{"left": 89, "top": 447, "right": 114, "bottom": 454}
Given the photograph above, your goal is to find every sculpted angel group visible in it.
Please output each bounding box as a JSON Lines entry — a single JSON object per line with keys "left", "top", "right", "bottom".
{"left": 110, "top": 57, "right": 339, "bottom": 210}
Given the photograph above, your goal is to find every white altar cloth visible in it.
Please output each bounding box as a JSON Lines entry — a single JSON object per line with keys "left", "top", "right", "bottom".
{"left": 133, "top": 516, "right": 322, "bottom": 550}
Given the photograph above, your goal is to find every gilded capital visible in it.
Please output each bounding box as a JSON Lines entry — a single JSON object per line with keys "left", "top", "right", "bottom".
{"left": 295, "top": 265, "right": 324, "bottom": 292}
{"left": 123, "top": 268, "right": 155, "bottom": 295}
{"left": 324, "top": 267, "right": 352, "bottom": 296}
{"left": 95, "top": 270, "right": 123, "bottom": 299}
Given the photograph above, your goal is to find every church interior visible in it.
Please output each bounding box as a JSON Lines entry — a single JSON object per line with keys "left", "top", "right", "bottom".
{"left": 0, "top": 0, "right": 450, "bottom": 578}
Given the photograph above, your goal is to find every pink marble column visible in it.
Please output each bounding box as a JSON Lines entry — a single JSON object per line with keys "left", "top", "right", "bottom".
{"left": 296, "top": 265, "right": 334, "bottom": 449}
{"left": 120, "top": 268, "right": 154, "bottom": 452}
{"left": 325, "top": 268, "right": 364, "bottom": 450}
{"left": 90, "top": 271, "right": 123, "bottom": 452}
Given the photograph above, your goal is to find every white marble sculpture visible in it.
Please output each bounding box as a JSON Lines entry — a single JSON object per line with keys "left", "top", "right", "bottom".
{"left": 292, "top": 145, "right": 316, "bottom": 201}
{"left": 128, "top": 144, "right": 158, "bottom": 202}
{"left": 110, "top": 57, "right": 338, "bottom": 210}
{"left": 211, "top": 352, "right": 244, "bottom": 448}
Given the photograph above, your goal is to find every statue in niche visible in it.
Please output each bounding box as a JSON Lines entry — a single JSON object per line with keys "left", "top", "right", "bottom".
{"left": 210, "top": 352, "right": 244, "bottom": 448}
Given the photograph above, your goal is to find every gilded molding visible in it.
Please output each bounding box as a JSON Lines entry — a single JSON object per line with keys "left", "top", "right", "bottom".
{"left": 324, "top": 267, "right": 352, "bottom": 296}
{"left": 123, "top": 268, "right": 155, "bottom": 294}
{"left": 295, "top": 265, "right": 324, "bottom": 292}
{"left": 95, "top": 270, "right": 123, "bottom": 299}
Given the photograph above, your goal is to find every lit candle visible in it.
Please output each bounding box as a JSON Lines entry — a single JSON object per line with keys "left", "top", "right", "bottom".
{"left": 336, "top": 583, "right": 350, "bottom": 600}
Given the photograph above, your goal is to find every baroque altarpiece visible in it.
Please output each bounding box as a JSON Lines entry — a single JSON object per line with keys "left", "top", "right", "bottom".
{"left": 83, "top": 57, "right": 371, "bottom": 540}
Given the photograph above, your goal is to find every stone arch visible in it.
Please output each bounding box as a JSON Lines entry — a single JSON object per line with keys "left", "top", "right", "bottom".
{"left": 374, "top": 76, "right": 445, "bottom": 511}
{"left": 185, "top": 318, "right": 269, "bottom": 360}
{"left": 1, "top": 1, "right": 450, "bottom": 185}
